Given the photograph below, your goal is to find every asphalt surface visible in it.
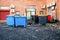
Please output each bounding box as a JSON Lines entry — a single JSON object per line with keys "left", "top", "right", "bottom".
{"left": 0, "top": 22, "right": 60, "bottom": 40}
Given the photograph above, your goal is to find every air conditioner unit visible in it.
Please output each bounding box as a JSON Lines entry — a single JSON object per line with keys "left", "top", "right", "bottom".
{"left": 47, "top": 4, "right": 50, "bottom": 8}
{"left": 51, "top": 6, "right": 54, "bottom": 10}
{"left": 49, "top": 3, "right": 52, "bottom": 7}
{"left": 51, "top": 2, "right": 56, "bottom": 6}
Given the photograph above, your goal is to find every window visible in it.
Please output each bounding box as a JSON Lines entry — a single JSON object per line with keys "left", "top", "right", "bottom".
{"left": 40, "top": 11, "right": 44, "bottom": 15}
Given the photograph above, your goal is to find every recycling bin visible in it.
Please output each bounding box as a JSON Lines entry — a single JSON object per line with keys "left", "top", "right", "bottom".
{"left": 6, "top": 15, "right": 14, "bottom": 26}
{"left": 14, "top": 16, "right": 27, "bottom": 27}
{"left": 39, "top": 16, "right": 47, "bottom": 24}
{"left": 47, "top": 15, "right": 51, "bottom": 22}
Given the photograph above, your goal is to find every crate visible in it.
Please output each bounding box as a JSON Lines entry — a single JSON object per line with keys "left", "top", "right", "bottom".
{"left": 14, "top": 16, "right": 27, "bottom": 27}
{"left": 39, "top": 16, "right": 47, "bottom": 24}
{"left": 6, "top": 15, "right": 14, "bottom": 26}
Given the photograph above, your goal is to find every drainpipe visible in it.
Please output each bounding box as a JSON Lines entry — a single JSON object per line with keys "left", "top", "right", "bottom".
{"left": 56, "top": 0, "right": 58, "bottom": 20}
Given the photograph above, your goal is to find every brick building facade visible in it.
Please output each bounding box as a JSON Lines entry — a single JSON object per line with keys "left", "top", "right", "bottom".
{"left": 0, "top": 0, "right": 60, "bottom": 21}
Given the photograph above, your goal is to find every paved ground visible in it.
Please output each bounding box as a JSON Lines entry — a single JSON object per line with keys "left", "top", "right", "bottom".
{"left": 0, "top": 22, "right": 60, "bottom": 40}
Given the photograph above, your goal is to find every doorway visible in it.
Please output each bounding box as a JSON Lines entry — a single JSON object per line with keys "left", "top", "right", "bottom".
{"left": 25, "top": 8, "right": 36, "bottom": 20}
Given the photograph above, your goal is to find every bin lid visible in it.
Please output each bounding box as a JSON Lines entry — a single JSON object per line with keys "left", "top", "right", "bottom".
{"left": 14, "top": 16, "right": 27, "bottom": 18}
{"left": 6, "top": 15, "right": 14, "bottom": 16}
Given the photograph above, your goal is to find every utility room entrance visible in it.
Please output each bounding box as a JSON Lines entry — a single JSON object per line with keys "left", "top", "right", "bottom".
{"left": 25, "top": 8, "right": 36, "bottom": 20}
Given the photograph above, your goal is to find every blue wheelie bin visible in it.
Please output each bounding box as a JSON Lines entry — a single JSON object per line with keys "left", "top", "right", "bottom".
{"left": 14, "top": 16, "right": 27, "bottom": 27}
{"left": 6, "top": 15, "right": 14, "bottom": 26}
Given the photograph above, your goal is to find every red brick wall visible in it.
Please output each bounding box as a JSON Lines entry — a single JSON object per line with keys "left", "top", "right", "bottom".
{"left": 0, "top": 0, "right": 60, "bottom": 20}
{"left": 56, "top": 0, "right": 60, "bottom": 20}
{"left": 0, "top": 0, "right": 46, "bottom": 15}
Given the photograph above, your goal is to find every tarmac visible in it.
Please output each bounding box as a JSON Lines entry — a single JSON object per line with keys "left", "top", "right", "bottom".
{"left": 0, "top": 22, "right": 60, "bottom": 40}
